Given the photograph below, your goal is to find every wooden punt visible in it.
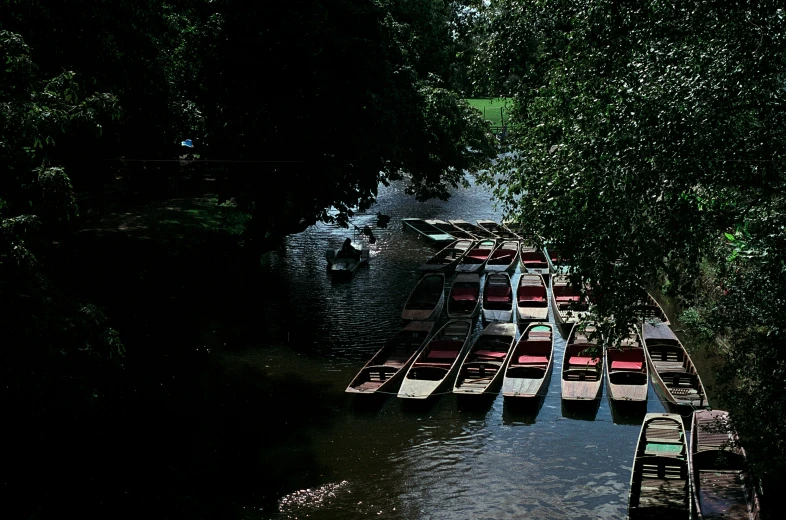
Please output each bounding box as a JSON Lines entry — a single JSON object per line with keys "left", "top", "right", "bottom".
{"left": 449, "top": 219, "right": 497, "bottom": 240}
{"left": 628, "top": 413, "right": 690, "bottom": 519}
{"left": 345, "top": 321, "right": 435, "bottom": 394}
{"left": 426, "top": 219, "right": 479, "bottom": 240}
{"left": 632, "top": 291, "right": 671, "bottom": 326}
{"left": 501, "top": 323, "right": 554, "bottom": 399}
{"left": 516, "top": 273, "right": 549, "bottom": 326}
{"left": 453, "top": 322, "right": 518, "bottom": 396}
{"left": 476, "top": 219, "right": 521, "bottom": 240}
{"left": 485, "top": 240, "right": 520, "bottom": 272}
{"left": 550, "top": 275, "right": 590, "bottom": 336}
{"left": 519, "top": 242, "right": 552, "bottom": 284}
{"left": 402, "top": 273, "right": 445, "bottom": 321}
{"left": 398, "top": 319, "right": 473, "bottom": 399}
{"left": 402, "top": 218, "right": 455, "bottom": 245}
{"left": 689, "top": 410, "right": 761, "bottom": 520}
{"left": 642, "top": 322, "right": 708, "bottom": 411}
{"left": 561, "top": 323, "right": 603, "bottom": 401}
{"left": 418, "top": 239, "right": 474, "bottom": 272}
{"left": 604, "top": 328, "right": 649, "bottom": 403}
{"left": 447, "top": 273, "right": 481, "bottom": 319}
{"left": 454, "top": 239, "right": 496, "bottom": 273}
{"left": 325, "top": 246, "right": 370, "bottom": 279}
{"left": 482, "top": 272, "right": 514, "bottom": 323}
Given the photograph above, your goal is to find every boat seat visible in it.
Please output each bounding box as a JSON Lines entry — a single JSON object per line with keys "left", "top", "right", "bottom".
{"left": 467, "top": 249, "right": 492, "bottom": 259}
{"left": 611, "top": 360, "right": 643, "bottom": 371}
{"left": 474, "top": 350, "right": 507, "bottom": 360}
{"left": 485, "top": 286, "right": 511, "bottom": 302}
{"left": 425, "top": 350, "right": 459, "bottom": 360}
{"left": 451, "top": 287, "right": 478, "bottom": 301}
{"left": 528, "top": 331, "right": 552, "bottom": 339}
{"left": 569, "top": 356, "right": 599, "bottom": 367}
{"left": 517, "top": 355, "right": 549, "bottom": 365}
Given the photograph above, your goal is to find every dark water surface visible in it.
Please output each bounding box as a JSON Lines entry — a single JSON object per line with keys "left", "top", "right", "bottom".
{"left": 220, "top": 179, "right": 680, "bottom": 520}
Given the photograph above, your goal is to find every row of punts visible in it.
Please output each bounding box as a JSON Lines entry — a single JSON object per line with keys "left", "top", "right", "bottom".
{"left": 629, "top": 411, "right": 761, "bottom": 520}
{"left": 348, "top": 218, "right": 760, "bottom": 519}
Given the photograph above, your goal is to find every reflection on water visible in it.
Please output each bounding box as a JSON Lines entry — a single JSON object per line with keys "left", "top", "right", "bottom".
{"left": 222, "top": 178, "right": 678, "bottom": 519}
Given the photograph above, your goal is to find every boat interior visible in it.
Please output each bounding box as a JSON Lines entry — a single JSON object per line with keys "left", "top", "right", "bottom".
{"left": 449, "top": 282, "right": 479, "bottom": 312}
{"left": 608, "top": 348, "right": 647, "bottom": 385}
{"left": 553, "top": 282, "right": 588, "bottom": 310}
{"left": 507, "top": 328, "right": 552, "bottom": 378}
{"left": 563, "top": 342, "right": 601, "bottom": 382}
{"left": 517, "top": 279, "right": 547, "bottom": 307}
{"left": 484, "top": 275, "right": 512, "bottom": 309}
{"left": 520, "top": 248, "right": 548, "bottom": 269}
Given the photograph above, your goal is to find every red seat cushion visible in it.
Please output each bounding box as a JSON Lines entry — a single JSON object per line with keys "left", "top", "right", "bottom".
{"left": 474, "top": 350, "right": 507, "bottom": 359}
{"left": 451, "top": 287, "right": 478, "bottom": 301}
{"left": 569, "top": 356, "right": 598, "bottom": 366}
{"left": 611, "top": 360, "right": 643, "bottom": 370}
{"left": 517, "top": 355, "right": 549, "bottom": 365}
{"left": 426, "top": 350, "right": 459, "bottom": 360}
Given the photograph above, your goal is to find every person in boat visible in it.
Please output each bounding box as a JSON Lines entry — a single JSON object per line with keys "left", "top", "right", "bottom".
{"left": 337, "top": 238, "right": 360, "bottom": 260}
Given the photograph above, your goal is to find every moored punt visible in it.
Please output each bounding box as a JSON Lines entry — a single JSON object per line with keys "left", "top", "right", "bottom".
{"left": 447, "top": 273, "right": 481, "bottom": 319}
{"left": 449, "top": 219, "right": 497, "bottom": 240}
{"left": 550, "top": 275, "right": 590, "bottom": 336}
{"left": 426, "top": 219, "right": 479, "bottom": 240}
{"left": 398, "top": 319, "right": 473, "bottom": 399}
{"left": 485, "top": 240, "right": 520, "bottom": 272}
{"left": 418, "top": 239, "right": 475, "bottom": 272}
{"left": 502, "top": 323, "right": 554, "bottom": 399}
{"left": 632, "top": 291, "right": 671, "bottom": 326}
{"left": 561, "top": 323, "right": 603, "bottom": 401}
{"left": 641, "top": 322, "right": 708, "bottom": 411}
{"left": 544, "top": 243, "right": 571, "bottom": 273}
{"left": 454, "top": 239, "right": 496, "bottom": 273}
{"left": 476, "top": 219, "right": 521, "bottom": 240}
{"left": 401, "top": 273, "right": 445, "bottom": 321}
{"left": 628, "top": 413, "right": 690, "bottom": 520}
{"left": 402, "top": 218, "right": 455, "bottom": 246}
{"left": 482, "top": 272, "right": 514, "bottom": 323}
{"left": 453, "top": 322, "right": 517, "bottom": 396}
{"left": 519, "top": 242, "right": 552, "bottom": 284}
{"left": 604, "top": 328, "right": 649, "bottom": 403}
{"left": 346, "top": 321, "right": 435, "bottom": 394}
{"left": 689, "top": 410, "right": 761, "bottom": 520}
{"left": 516, "top": 273, "right": 549, "bottom": 326}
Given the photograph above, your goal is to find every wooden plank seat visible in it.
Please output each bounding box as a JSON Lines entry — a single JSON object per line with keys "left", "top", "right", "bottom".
{"left": 612, "top": 360, "right": 643, "bottom": 370}
{"left": 517, "top": 355, "right": 549, "bottom": 365}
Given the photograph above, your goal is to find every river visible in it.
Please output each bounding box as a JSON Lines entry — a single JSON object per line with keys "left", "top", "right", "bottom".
{"left": 214, "top": 177, "right": 680, "bottom": 520}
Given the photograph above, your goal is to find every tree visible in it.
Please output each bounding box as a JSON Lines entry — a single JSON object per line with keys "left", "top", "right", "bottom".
{"left": 479, "top": 0, "right": 786, "bottom": 479}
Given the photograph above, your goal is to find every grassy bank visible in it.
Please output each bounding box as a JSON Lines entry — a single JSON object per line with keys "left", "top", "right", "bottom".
{"left": 466, "top": 98, "right": 511, "bottom": 128}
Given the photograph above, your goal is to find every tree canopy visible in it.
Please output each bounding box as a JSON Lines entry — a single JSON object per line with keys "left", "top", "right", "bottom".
{"left": 479, "top": 0, "right": 786, "bottom": 478}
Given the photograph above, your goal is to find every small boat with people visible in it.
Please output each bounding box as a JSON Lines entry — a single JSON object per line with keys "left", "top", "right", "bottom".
{"left": 453, "top": 323, "right": 517, "bottom": 396}
{"left": 325, "top": 238, "right": 370, "bottom": 278}
{"left": 345, "top": 321, "right": 435, "bottom": 395}
{"left": 481, "top": 272, "right": 514, "bottom": 323}
{"left": 476, "top": 220, "right": 521, "bottom": 240}
{"left": 550, "top": 275, "right": 590, "bottom": 335}
{"left": 485, "top": 240, "right": 520, "bottom": 272}
{"left": 418, "top": 239, "right": 474, "bottom": 272}
{"left": 627, "top": 413, "right": 690, "bottom": 519}
{"left": 398, "top": 319, "right": 473, "bottom": 400}
{"left": 454, "top": 239, "right": 496, "bottom": 273}
{"left": 401, "top": 273, "right": 445, "bottom": 321}
{"left": 604, "top": 328, "right": 649, "bottom": 403}
{"left": 446, "top": 273, "right": 481, "bottom": 319}
{"left": 402, "top": 218, "right": 455, "bottom": 245}
{"left": 501, "top": 323, "right": 554, "bottom": 399}
{"left": 516, "top": 273, "right": 549, "bottom": 326}
{"left": 689, "top": 409, "right": 762, "bottom": 520}
{"left": 641, "top": 322, "right": 708, "bottom": 411}
{"left": 561, "top": 323, "right": 603, "bottom": 401}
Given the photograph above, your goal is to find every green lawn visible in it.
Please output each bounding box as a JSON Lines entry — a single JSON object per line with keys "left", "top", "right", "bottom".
{"left": 466, "top": 98, "right": 512, "bottom": 128}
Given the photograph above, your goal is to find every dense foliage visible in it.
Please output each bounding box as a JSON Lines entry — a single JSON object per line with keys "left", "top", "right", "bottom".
{"left": 478, "top": 0, "right": 786, "bottom": 480}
